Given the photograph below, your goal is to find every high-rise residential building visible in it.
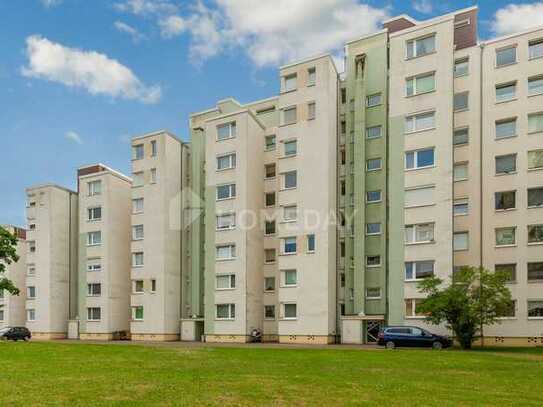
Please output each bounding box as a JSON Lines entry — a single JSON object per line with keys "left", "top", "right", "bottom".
{"left": 25, "top": 184, "right": 78, "bottom": 339}
{"left": 130, "top": 131, "right": 191, "bottom": 341}
{"left": 0, "top": 226, "right": 27, "bottom": 328}
{"left": 77, "top": 164, "right": 132, "bottom": 340}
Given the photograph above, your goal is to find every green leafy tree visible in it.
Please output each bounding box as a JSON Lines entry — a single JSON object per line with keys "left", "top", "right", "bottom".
{"left": 417, "top": 266, "right": 513, "bottom": 349}
{"left": 0, "top": 226, "right": 20, "bottom": 298}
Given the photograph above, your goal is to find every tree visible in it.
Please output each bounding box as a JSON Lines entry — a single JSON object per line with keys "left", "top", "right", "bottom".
{"left": 0, "top": 226, "right": 20, "bottom": 297}
{"left": 417, "top": 266, "right": 513, "bottom": 349}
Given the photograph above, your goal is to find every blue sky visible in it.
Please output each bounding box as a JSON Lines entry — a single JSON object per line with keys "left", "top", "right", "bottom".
{"left": 1, "top": 0, "right": 542, "bottom": 227}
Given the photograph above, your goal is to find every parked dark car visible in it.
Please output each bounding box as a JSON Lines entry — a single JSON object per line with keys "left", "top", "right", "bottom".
{"left": 0, "top": 327, "right": 32, "bottom": 342}
{"left": 377, "top": 326, "right": 452, "bottom": 349}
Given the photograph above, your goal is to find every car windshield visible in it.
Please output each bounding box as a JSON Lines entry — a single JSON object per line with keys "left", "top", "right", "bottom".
{"left": 0, "top": 328, "right": 10, "bottom": 334}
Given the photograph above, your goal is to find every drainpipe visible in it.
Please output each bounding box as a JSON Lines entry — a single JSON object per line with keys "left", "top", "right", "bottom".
{"left": 479, "top": 42, "right": 485, "bottom": 347}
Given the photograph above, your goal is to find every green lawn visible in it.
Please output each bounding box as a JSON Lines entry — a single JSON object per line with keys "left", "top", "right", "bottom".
{"left": 1, "top": 342, "right": 542, "bottom": 406}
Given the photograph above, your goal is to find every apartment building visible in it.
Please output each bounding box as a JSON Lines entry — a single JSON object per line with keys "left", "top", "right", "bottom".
{"left": 0, "top": 226, "right": 27, "bottom": 328}
{"left": 77, "top": 164, "right": 132, "bottom": 340}
{"left": 25, "top": 184, "right": 78, "bottom": 339}
{"left": 130, "top": 131, "right": 191, "bottom": 341}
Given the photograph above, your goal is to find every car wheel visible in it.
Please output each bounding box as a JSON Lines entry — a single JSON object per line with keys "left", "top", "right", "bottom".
{"left": 432, "top": 341, "right": 443, "bottom": 350}
{"left": 24, "top": 336, "right": 30, "bottom": 342}
{"left": 385, "top": 341, "right": 396, "bottom": 349}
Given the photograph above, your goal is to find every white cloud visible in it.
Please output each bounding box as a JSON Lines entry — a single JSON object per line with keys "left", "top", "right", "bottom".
{"left": 114, "top": 21, "right": 146, "bottom": 42}
{"left": 21, "top": 35, "right": 161, "bottom": 104}
{"left": 65, "top": 131, "right": 83, "bottom": 144}
{"left": 491, "top": 2, "right": 543, "bottom": 36}
{"left": 412, "top": 0, "right": 433, "bottom": 14}
{"left": 159, "top": 15, "right": 187, "bottom": 38}
{"left": 113, "top": 0, "right": 177, "bottom": 16}
{"left": 40, "top": 0, "right": 62, "bottom": 8}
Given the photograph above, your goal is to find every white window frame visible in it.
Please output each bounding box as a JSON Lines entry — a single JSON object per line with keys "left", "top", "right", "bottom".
{"left": 217, "top": 122, "right": 236, "bottom": 141}
{"left": 366, "top": 158, "right": 382, "bottom": 172}
{"left": 132, "top": 198, "right": 144, "bottom": 214}
{"left": 405, "top": 72, "right": 435, "bottom": 96}
{"left": 405, "top": 223, "right": 435, "bottom": 245}
{"left": 405, "top": 261, "right": 435, "bottom": 281}
{"left": 453, "top": 232, "right": 469, "bottom": 251}
{"left": 132, "top": 172, "right": 144, "bottom": 187}
{"left": 366, "top": 223, "right": 382, "bottom": 236}
{"left": 406, "top": 34, "right": 436, "bottom": 59}
{"left": 88, "top": 180, "right": 101, "bottom": 196}
{"left": 132, "top": 252, "right": 144, "bottom": 267}
{"left": 453, "top": 198, "right": 469, "bottom": 216}
{"left": 283, "top": 73, "right": 297, "bottom": 92}
{"left": 405, "top": 111, "right": 435, "bottom": 133}
{"left": 366, "top": 93, "right": 382, "bottom": 107}
{"left": 216, "top": 183, "right": 236, "bottom": 201}
{"left": 26, "top": 309, "right": 36, "bottom": 321}
{"left": 405, "top": 148, "right": 435, "bottom": 170}
{"left": 307, "top": 67, "right": 316, "bottom": 86}
{"left": 216, "top": 244, "right": 236, "bottom": 261}
{"left": 216, "top": 274, "right": 236, "bottom": 290}
{"left": 281, "top": 106, "right": 297, "bottom": 126}
{"left": 307, "top": 101, "right": 316, "bottom": 120}
{"left": 87, "top": 206, "right": 102, "bottom": 222}
{"left": 133, "top": 144, "right": 144, "bottom": 160}
{"left": 87, "top": 307, "right": 101, "bottom": 321}
{"left": 132, "top": 224, "right": 144, "bottom": 241}
{"left": 281, "top": 303, "right": 297, "bottom": 320}
{"left": 282, "top": 237, "right": 297, "bottom": 255}
{"left": 87, "top": 283, "right": 101, "bottom": 297}
{"left": 365, "top": 287, "right": 382, "bottom": 300}
{"left": 496, "top": 45, "right": 517, "bottom": 67}
{"left": 215, "top": 303, "right": 235, "bottom": 320}
{"left": 366, "top": 190, "right": 382, "bottom": 203}
{"left": 216, "top": 153, "right": 236, "bottom": 171}
{"left": 366, "top": 255, "right": 381, "bottom": 268}
{"left": 27, "top": 286, "right": 36, "bottom": 299}
{"left": 216, "top": 213, "right": 236, "bottom": 231}
{"left": 283, "top": 171, "right": 297, "bottom": 190}
{"left": 87, "top": 259, "right": 102, "bottom": 272}
{"left": 87, "top": 231, "right": 102, "bottom": 246}
{"left": 132, "top": 306, "right": 144, "bottom": 321}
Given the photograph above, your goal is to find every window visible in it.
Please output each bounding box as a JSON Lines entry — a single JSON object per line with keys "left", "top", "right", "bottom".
{"left": 366, "top": 125, "right": 382, "bottom": 139}
{"left": 529, "top": 39, "right": 543, "bottom": 59}
{"left": 133, "top": 172, "right": 144, "bottom": 187}
{"left": 406, "top": 72, "right": 435, "bottom": 96}
{"left": 529, "top": 76, "right": 543, "bottom": 96}
{"left": 29, "top": 223, "right": 36, "bottom": 231}
{"left": 528, "top": 301, "right": 543, "bottom": 318}
{"left": 284, "top": 140, "right": 297, "bottom": 156}
{"left": 133, "top": 144, "right": 144, "bottom": 160}
{"left": 405, "top": 261, "right": 434, "bottom": 280}
{"left": 454, "top": 163, "right": 468, "bottom": 181}
{"left": 307, "top": 102, "right": 316, "bottom": 120}
{"left": 367, "top": 190, "right": 382, "bottom": 203}
{"left": 495, "top": 154, "right": 516, "bottom": 174}
{"left": 216, "top": 274, "right": 236, "bottom": 290}
{"left": 87, "top": 283, "right": 101, "bottom": 296}
{"left": 217, "top": 122, "right": 236, "bottom": 140}
{"left": 282, "top": 106, "right": 297, "bottom": 125}
{"left": 216, "top": 213, "right": 235, "bottom": 230}
{"left": 283, "top": 74, "right": 297, "bottom": 92}
{"left": 264, "top": 305, "right": 275, "bottom": 319}
{"left": 87, "top": 207, "right": 102, "bottom": 221}
{"left": 87, "top": 231, "right": 101, "bottom": 246}
{"left": 132, "top": 224, "right": 144, "bottom": 240}
{"left": 405, "top": 148, "right": 434, "bottom": 170}
{"left": 495, "top": 191, "right": 516, "bottom": 210}
{"left": 341, "top": 121, "right": 346, "bottom": 134}
{"left": 132, "top": 280, "right": 144, "bottom": 293}
{"left": 265, "top": 192, "right": 276, "bottom": 207}
{"left": 132, "top": 252, "right": 144, "bottom": 267}
{"left": 341, "top": 88, "right": 346, "bottom": 104}
{"left": 283, "top": 205, "right": 297, "bottom": 222}
{"left": 216, "top": 244, "right": 236, "bottom": 260}
{"left": 307, "top": 67, "right": 316, "bottom": 86}
{"left": 150, "top": 168, "right": 157, "bottom": 184}
{"left": 453, "top": 92, "right": 469, "bottom": 111}
{"left": 307, "top": 234, "right": 315, "bottom": 252}
{"left": 27, "top": 264, "right": 36, "bottom": 276}
{"left": 495, "top": 118, "right": 516, "bottom": 139}
{"left": 132, "top": 306, "right": 144, "bottom": 321}
{"left": 265, "top": 220, "right": 276, "bottom": 235}
{"left": 528, "top": 263, "right": 543, "bottom": 281}
{"left": 27, "top": 286, "right": 36, "bottom": 299}
{"left": 528, "top": 187, "right": 543, "bottom": 207}
{"left": 406, "top": 35, "right": 435, "bottom": 58}
{"left": 216, "top": 183, "right": 236, "bottom": 200}
{"left": 265, "top": 164, "right": 276, "bottom": 179}
{"left": 405, "top": 299, "right": 425, "bottom": 317}
{"left": 217, "top": 153, "right": 236, "bottom": 170}
{"left": 366, "top": 223, "right": 381, "bottom": 235}
{"left": 405, "top": 223, "right": 434, "bottom": 244}
{"left": 132, "top": 198, "right": 144, "bottom": 214}
{"left": 264, "top": 249, "right": 276, "bottom": 264}
{"left": 454, "top": 232, "right": 469, "bottom": 251}
{"left": 405, "top": 186, "right": 435, "bottom": 208}
{"left": 366, "top": 287, "right": 381, "bottom": 299}
{"left": 282, "top": 237, "right": 297, "bottom": 254}
{"left": 151, "top": 140, "right": 157, "bottom": 157}
{"left": 454, "top": 58, "right": 469, "bottom": 77}
{"left": 405, "top": 111, "right": 435, "bottom": 132}
{"left": 282, "top": 269, "right": 297, "bottom": 286}
{"left": 283, "top": 171, "right": 297, "bottom": 189}
{"left": 87, "top": 259, "right": 101, "bottom": 272}
{"left": 215, "top": 303, "right": 235, "bottom": 320}
{"left": 264, "top": 277, "right": 275, "bottom": 292}
{"left": 282, "top": 303, "right": 297, "bottom": 319}
{"left": 528, "top": 113, "right": 543, "bottom": 134}
{"left": 151, "top": 279, "right": 156, "bottom": 292}
{"left": 496, "top": 46, "right": 516, "bottom": 67}
{"left": 528, "top": 224, "right": 543, "bottom": 244}
{"left": 453, "top": 128, "right": 469, "bottom": 145}
{"left": 26, "top": 309, "right": 36, "bottom": 321}
{"left": 265, "top": 135, "right": 276, "bottom": 151}
{"left": 495, "top": 82, "right": 516, "bottom": 102}
{"left": 366, "top": 255, "right": 381, "bottom": 267}
{"left": 495, "top": 264, "right": 516, "bottom": 282}
{"left": 88, "top": 180, "right": 101, "bottom": 196}
{"left": 366, "top": 93, "right": 382, "bottom": 107}
{"left": 366, "top": 158, "right": 382, "bottom": 171}
{"left": 87, "top": 307, "right": 101, "bottom": 321}
{"left": 453, "top": 199, "right": 469, "bottom": 215}
{"left": 29, "top": 241, "right": 36, "bottom": 253}
{"left": 495, "top": 227, "right": 516, "bottom": 246}
{"left": 0, "top": 310, "right": 3, "bottom": 321}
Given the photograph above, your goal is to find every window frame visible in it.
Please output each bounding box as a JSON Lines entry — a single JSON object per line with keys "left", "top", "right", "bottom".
{"left": 217, "top": 122, "right": 236, "bottom": 141}
{"left": 216, "top": 274, "right": 236, "bottom": 290}
{"left": 406, "top": 34, "right": 436, "bottom": 59}
{"left": 216, "top": 152, "right": 236, "bottom": 171}
{"left": 216, "top": 183, "right": 236, "bottom": 201}
{"left": 405, "top": 72, "right": 436, "bottom": 97}
{"left": 405, "top": 261, "right": 435, "bottom": 281}
{"left": 405, "top": 148, "right": 435, "bottom": 170}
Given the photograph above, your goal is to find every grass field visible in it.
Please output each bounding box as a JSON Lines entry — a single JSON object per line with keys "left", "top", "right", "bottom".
{"left": 1, "top": 342, "right": 542, "bottom": 406}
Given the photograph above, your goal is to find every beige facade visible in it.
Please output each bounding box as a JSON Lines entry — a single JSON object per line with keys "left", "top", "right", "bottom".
{"left": 0, "top": 226, "right": 27, "bottom": 328}
{"left": 25, "top": 184, "right": 78, "bottom": 339}
{"left": 78, "top": 164, "right": 132, "bottom": 340}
